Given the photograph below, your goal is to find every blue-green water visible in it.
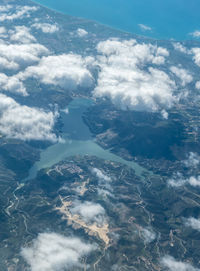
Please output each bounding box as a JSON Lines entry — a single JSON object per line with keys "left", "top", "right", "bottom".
{"left": 24, "top": 99, "right": 147, "bottom": 182}
{"left": 34, "top": 0, "right": 200, "bottom": 40}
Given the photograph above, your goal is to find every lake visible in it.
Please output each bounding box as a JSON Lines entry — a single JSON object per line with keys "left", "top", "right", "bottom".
{"left": 24, "top": 98, "right": 147, "bottom": 182}
{"left": 33, "top": 0, "right": 200, "bottom": 40}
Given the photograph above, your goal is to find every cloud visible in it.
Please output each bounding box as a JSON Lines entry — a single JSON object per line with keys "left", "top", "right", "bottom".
{"left": 0, "top": 5, "right": 38, "bottom": 22}
{"left": 0, "top": 26, "right": 6, "bottom": 37}
{"left": 92, "top": 168, "right": 112, "bottom": 182}
{"left": 138, "top": 24, "right": 152, "bottom": 32}
{"left": 0, "top": 94, "right": 58, "bottom": 142}
{"left": 0, "top": 5, "right": 13, "bottom": 12}
{"left": 0, "top": 73, "right": 27, "bottom": 96}
{"left": 161, "top": 255, "right": 199, "bottom": 271}
{"left": 32, "top": 23, "right": 59, "bottom": 33}
{"left": 190, "top": 30, "right": 200, "bottom": 38}
{"left": 21, "top": 232, "right": 96, "bottom": 271}
{"left": 191, "top": 48, "right": 200, "bottom": 66}
{"left": 9, "top": 26, "right": 36, "bottom": 44}
{"left": 141, "top": 228, "right": 156, "bottom": 244}
{"left": 70, "top": 201, "right": 106, "bottom": 226}
{"left": 76, "top": 28, "right": 88, "bottom": 37}
{"left": 0, "top": 56, "right": 19, "bottom": 70}
{"left": 20, "top": 54, "right": 94, "bottom": 91}
{"left": 170, "top": 66, "right": 193, "bottom": 86}
{"left": 185, "top": 217, "right": 200, "bottom": 231}
{"left": 173, "top": 42, "right": 190, "bottom": 54}
{"left": 94, "top": 39, "right": 177, "bottom": 115}
{"left": 0, "top": 41, "right": 49, "bottom": 69}
{"left": 195, "top": 81, "right": 200, "bottom": 89}
{"left": 92, "top": 168, "right": 114, "bottom": 198}
{"left": 184, "top": 152, "right": 200, "bottom": 168}
{"left": 168, "top": 173, "right": 200, "bottom": 188}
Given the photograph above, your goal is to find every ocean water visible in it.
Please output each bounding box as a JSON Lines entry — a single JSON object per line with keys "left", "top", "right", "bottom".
{"left": 34, "top": 0, "right": 200, "bottom": 40}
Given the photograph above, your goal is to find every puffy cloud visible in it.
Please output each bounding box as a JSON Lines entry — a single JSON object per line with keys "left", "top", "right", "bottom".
{"left": 173, "top": 42, "right": 189, "bottom": 54}
{"left": 168, "top": 153, "right": 200, "bottom": 188}
{"left": 70, "top": 201, "right": 106, "bottom": 226}
{"left": 0, "top": 73, "right": 27, "bottom": 96}
{"left": 170, "top": 66, "right": 193, "bottom": 86}
{"left": 191, "top": 48, "right": 200, "bottom": 66}
{"left": 190, "top": 30, "right": 200, "bottom": 38}
{"left": 0, "top": 41, "right": 49, "bottom": 69}
{"left": 161, "top": 255, "right": 199, "bottom": 271}
{"left": 195, "top": 81, "right": 200, "bottom": 89}
{"left": 94, "top": 39, "right": 177, "bottom": 115}
{"left": 96, "top": 39, "right": 169, "bottom": 65}
{"left": 76, "top": 28, "right": 88, "bottom": 37}
{"left": 184, "top": 152, "right": 200, "bottom": 168}
{"left": 92, "top": 168, "right": 113, "bottom": 198}
{"left": 20, "top": 54, "right": 94, "bottom": 91}
{"left": 141, "top": 228, "right": 156, "bottom": 244}
{"left": 168, "top": 172, "right": 200, "bottom": 188}
{"left": 0, "top": 93, "right": 58, "bottom": 142}
{"left": 9, "top": 26, "right": 36, "bottom": 43}
{"left": 21, "top": 232, "right": 96, "bottom": 271}
{"left": 0, "top": 5, "right": 13, "bottom": 12}
{"left": 185, "top": 217, "right": 200, "bottom": 231}
{"left": 0, "top": 26, "right": 6, "bottom": 37}
{"left": 0, "top": 56, "right": 18, "bottom": 70}
{"left": 138, "top": 24, "right": 152, "bottom": 32}
{"left": 92, "top": 168, "right": 112, "bottom": 182}
{"left": 32, "top": 23, "right": 59, "bottom": 33}
{"left": 0, "top": 5, "right": 38, "bottom": 22}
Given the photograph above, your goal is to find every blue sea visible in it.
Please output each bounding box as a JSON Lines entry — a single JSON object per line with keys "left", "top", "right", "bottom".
{"left": 34, "top": 0, "right": 200, "bottom": 41}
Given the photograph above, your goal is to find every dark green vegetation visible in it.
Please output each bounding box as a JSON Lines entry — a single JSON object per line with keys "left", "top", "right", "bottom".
{"left": 3, "top": 156, "right": 200, "bottom": 270}
{"left": 1, "top": 0, "right": 200, "bottom": 270}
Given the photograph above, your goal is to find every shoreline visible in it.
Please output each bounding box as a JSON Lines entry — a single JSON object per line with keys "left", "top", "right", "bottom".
{"left": 30, "top": 0, "right": 198, "bottom": 42}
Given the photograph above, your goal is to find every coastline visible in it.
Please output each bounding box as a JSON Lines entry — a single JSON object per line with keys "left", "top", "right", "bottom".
{"left": 31, "top": 0, "right": 200, "bottom": 42}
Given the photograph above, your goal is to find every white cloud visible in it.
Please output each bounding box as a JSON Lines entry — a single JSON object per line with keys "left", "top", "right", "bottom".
{"left": 0, "top": 5, "right": 13, "bottom": 12}
{"left": 0, "top": 5, "right": 38, "bottom": 22}
{"left": 76, "top": 28, "right": 88, "bottom": 37}
{"left": 94, "top": 39, "right": 177, "bottom": 115}
{"left": 168, "top": 172, "right": 200, "bottom": 188}
{"left": 32, "top": 23, "right": 59, "bottom": 33}
{"left": 9, "top": 26, "right": 36, "bottom": 44}
{"left": 190, "top": 30, "right": 200, "bottom": 38}
{"left": 138, "top": 24, "right": 152, "bottom": 32}
{"left": 21, "top": 232, "right": 96, "bottom": 271}
{"left": 70, "top": 201, "right": 106, "bottom": 226}
{"left": 0, "top": 56, "right": 18, "bottom": 70}
{"left": 170, "top": 66, "right": 193, "bottom": 86}
{"left": 0, "top": 73, "right": 27, "bottom": 96}
{"left": 20, "top": 54, "right": 94, "bottom": 91}
{"left": 173, "top": 43, "right": 189, "bottom": 54}
{"left": 0, "top": 94, "right": 58, "bottom": 142}
{"left": 191, "top": 48, "right": 200, "bottom": 66}
{"left": 185, "top": 217, "right": 200, "bottom": 231}
{"left": 0, "top": 41, "right": 49, "bottom": 69}
{"left": 92, "top": 168, "right": 113, "bottom": 198}
{"left": 61, "top": 107, "right": 69, "bottom": 114}
{"left": 184, "top": 152, "right": 200, "bottom": 168}
{"left": 161, "top": 255, "right": 199, "bottom": 271}
{"left": 195, "top": 81, "right": 200, "bottom": 89}
{"left": 141, "top": 228, "right": 156, "bottom": 244}
{"left": 92, "top": 168, "right": 112, "bottom": 182}
{"left": 0, "top": 26, "right": 6, "bottom": 37}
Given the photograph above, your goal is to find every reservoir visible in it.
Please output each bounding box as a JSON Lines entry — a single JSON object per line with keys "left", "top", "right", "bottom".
{"left": 33, "top": 0, "right": 200, "bottom": 40}
{"left": 24, "top": 98, "right": 147, "bottom": 182}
